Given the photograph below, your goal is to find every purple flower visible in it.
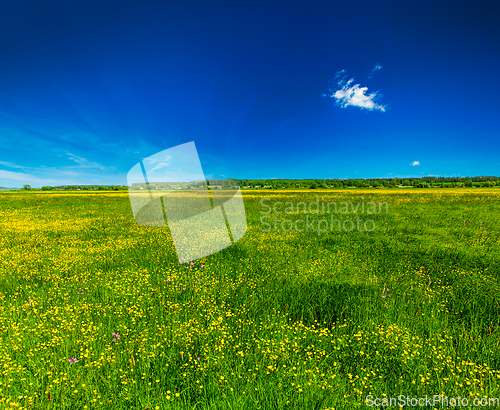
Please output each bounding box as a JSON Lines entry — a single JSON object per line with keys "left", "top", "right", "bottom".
{"left": 166, "top": 279, "right": 170, "bottom": 282}
{"left": 382, "top": 295, "right": 386, "bottom": 298}
{"left": 69, "top": 358, "right": 78, "bottom": 364}
{"left": 201, "top": 265, "right": 204, "bottom": 268}
{"left": 197, "top": 357, "right": 200, "bottom": 360}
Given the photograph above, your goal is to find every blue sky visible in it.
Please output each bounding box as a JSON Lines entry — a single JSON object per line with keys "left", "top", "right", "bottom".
{"left": 0, "top": 0, "right": 499, "bottom": 187}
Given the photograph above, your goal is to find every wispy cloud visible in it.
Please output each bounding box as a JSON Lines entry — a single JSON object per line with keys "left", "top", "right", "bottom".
{"left": 0, "top": 163, "right": 121, "bottom": 187}
{"left": 66, "top": 153, "right": 108, "bottom": 171}
{"left": 149, "top": 162, "right": 172, "bottom": 173}
{"left": 143, "top": 154, "right": 172, "bottom": 165}
{"left": 323, "top": 69, "right": 387, "bottom": 112}
{"left": 334, "top": 69, "right": 346, "bottom": 79}
{"left": 0, "top": 169, "right": 61, "bottom": 185}
{"left": 0, "top": 169, "right": 36, "bottom": 182}
{"left": 368, "top": 64, "right": 383, "bottom": 78}
{"left": 0, "top": 161, "right": 25, "bottom": 169}
{"left": 410, "top": 161, "right": 421, "bottom": 166}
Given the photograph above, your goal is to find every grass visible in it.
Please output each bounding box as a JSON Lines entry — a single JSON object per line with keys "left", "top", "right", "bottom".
{"left": 0, "top": 188, "right": 499, "bottom": 409}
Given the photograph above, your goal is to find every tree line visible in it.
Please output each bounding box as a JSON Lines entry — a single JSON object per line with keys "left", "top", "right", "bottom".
{"left": 15, "top": 176, "right": 500, "bottom": 191}
{"left": 233, "top": 176, "right": 500, "bottom": 189}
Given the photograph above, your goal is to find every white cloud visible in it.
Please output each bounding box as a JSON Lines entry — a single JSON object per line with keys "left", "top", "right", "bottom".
{"left": 333, "top": 85, "right": 386, "bottom": 111}
{"left": 410, "top": 161, "right": 421, "bottom": 166}
{"left": 368, "top": 64, "right": 383, "bottom": 78}
{"left": 323, "top": 69, "right": 387, "bottom": 112}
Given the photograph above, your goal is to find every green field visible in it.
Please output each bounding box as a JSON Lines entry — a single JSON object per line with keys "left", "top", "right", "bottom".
{"left": 0, "top": 189, "right": 499, "bottom": 409}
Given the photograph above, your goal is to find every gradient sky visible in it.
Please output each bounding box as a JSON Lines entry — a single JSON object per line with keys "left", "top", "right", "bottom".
{"left": 0, "top": 0, "right": 499, "bottom": 187}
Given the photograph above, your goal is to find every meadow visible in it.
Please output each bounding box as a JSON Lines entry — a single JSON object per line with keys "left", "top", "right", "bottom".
{"left": 0, "top": 188, "right": 499, "bottom": 409}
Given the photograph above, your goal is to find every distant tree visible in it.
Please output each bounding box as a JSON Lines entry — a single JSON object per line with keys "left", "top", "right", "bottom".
{"left": 465, "top": 180, "right": 473, "bottom": 187}
{"left": 41, "top": 186, "right": 51, "bottom": 191}
{"left": 357, "top": 179, "right": 368, "bottom": 188}
{"left": 23, "top": 184, "right": 31, "bottom": 190}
